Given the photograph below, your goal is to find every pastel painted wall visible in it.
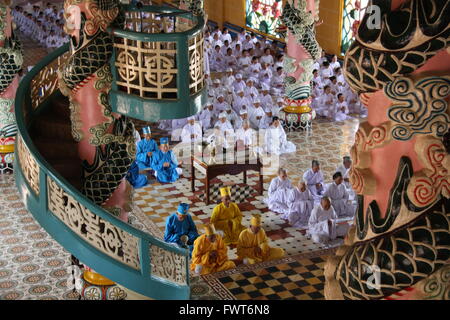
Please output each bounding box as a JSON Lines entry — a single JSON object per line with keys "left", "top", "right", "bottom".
{"left": 315, "top": 0, "right": 344, "bottom": 57}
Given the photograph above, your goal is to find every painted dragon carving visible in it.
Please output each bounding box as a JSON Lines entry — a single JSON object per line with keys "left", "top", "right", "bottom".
{"left": 0, "top": 0, "right": 23, "bottom": 166}
{"left": 325, "top": 0, "right": 450, "bottom": 300}
{"left": 280, "top": 0, "right": 321, "bottom": 101}
{"left": 59, "top": 0, "right": 135, "bottom": 215}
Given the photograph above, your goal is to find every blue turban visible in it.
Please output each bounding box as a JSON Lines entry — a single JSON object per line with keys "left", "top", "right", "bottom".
{"left": 177, "top": 203, "right": 189, "bottom": 215}
{"left": 160, "top": 137, "right": 169, "bottom": 145}
{"left": 142, "top": 126, "right": 151, "bottom": 135}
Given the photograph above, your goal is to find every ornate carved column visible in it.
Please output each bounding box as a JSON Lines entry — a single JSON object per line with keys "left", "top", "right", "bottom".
{"left": 324, "top": 0, "right": 450, "bottom": 300}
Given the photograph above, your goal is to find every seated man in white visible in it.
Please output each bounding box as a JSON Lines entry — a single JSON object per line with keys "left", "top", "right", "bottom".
{"left": 303, "top": 160, "right": 325, "bottom": 201}
{"left": 324, "top": 172, "right": 356, "bottom": 218}
{"left": 224, "top": 105, "right": 239, "bottom": 128}
{"left": 234, "top": 109, "right": 249, "bottom": 130}
{"left": 334, "top": 93, "right": 350, "bottom": 122}
{"left": 249, "top": 99, "right": 265, "bottom": 129}
{"left": 235, "top": 120, "right": 258, "bottom": 157}
{"left": 214, "top": 112, "right": 234, "bottom": 136}
{"left": 170, "top": 117, "right": 188, "bottom": 142}
{"left": 198, "top": 101, "right": 215, "bottom": 130}
{"left": 264, "top": 168, "right": 293, "bottom": 214}
{"left": 263, "top": 117, "right": 296, "bottom": 155}
{"left": 282, "top": 181, "right": 314, "bottom": 228}
{"left": 308, "top": 196, "right": 350, "bottom": 244}
{"left": 174, "top": 116, "right": 203, "bottom": 164}
{"left": 336, "top": 156, "right": 352, "bottom": 189}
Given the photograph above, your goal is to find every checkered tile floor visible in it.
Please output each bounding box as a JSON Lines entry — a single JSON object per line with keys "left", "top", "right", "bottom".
{"left": 201, "top": 251, "right": 333, "bottom": 300}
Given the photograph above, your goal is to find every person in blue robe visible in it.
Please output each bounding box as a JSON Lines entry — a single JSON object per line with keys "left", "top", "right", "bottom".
{"left": 126, "top": 161, "right": 148, "bottom": 188}
{"left": 136, "top": 126, "right": 158, "bottom": 170}
{"left": 164, "top": 203, "right": 199, "bottom": 254}
{"left": 151, "top": 137, "right": 182, "bottom": 183}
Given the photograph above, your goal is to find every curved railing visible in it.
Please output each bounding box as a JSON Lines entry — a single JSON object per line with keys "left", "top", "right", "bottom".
{"left": 109, "top": 4, "right": 206, "bottom": 122}
{"left": 14, "top": 43, "right": 190, "bottom": 300}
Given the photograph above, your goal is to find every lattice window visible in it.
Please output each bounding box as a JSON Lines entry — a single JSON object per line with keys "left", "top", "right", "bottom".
{"left": 114, "top": 38, "right": 178, "bottom": 99}
{"left": 188, "top": 33, "right": 205, "bottom": 95}
{"left": 245, "top": 0, "right": 283, "bottom": 38}
{"left": 341, "top": 0, "right": 369, "bottom": 55}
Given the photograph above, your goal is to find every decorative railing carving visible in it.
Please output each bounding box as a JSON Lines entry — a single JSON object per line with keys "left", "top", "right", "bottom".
{"left": 150, "top": 245, "right": 187, "bottom": 285}
{"left": 47, "top": 176, "right": 140, "bottom": 270}
{"left": 16, "top": 134, "right": 40, "bottom": 195}
{"left": 30, "top": 51, "right": 70, "bottom": 110}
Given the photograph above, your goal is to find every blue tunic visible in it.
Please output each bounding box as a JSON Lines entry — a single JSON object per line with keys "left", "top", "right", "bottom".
{"left": 151, "top": 149, "right": 179, "bottom": 183}
{"left": 136, "top": 138, "right": 158, "bottom": 170}
{"left": 164, "top": 213, "right": 199, "bottom": 253}
{"left": 126, "top": 161, "right": 148, "bottom": 188}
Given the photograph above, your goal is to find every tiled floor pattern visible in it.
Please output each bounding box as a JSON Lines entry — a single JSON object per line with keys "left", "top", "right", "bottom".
{"left": 199, "top": 248, "right": 336, "bottom": 300}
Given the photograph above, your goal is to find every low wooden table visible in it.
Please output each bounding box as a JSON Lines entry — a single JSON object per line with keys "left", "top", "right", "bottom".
{"left": 191, "top": 154, "right": 264, "bottom": 205}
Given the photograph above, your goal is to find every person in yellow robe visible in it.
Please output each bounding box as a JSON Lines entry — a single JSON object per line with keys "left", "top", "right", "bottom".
{"left": 210, "top": 186, "right": 246, "bottom": 245}
{"left": 237, "top": 214, "right": 285, "bottom": 264}
{"left": 190, "top": 224, "right": 236, "bottom": 275}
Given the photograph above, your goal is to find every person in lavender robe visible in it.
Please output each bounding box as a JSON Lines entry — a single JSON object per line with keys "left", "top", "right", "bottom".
{"left": 324, "top": 172, "right": 356, "bottom": 218}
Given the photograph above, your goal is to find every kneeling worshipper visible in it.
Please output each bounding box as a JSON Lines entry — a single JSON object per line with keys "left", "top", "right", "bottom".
{"left": 282, "top": 181, "right": 314, "bottom": 228}
{"left": 235, "top": 120, "right": 258, "bottom": 153}
{"left": 126, "top": 161, "right": 148, "bottom": 188}
{"left": 264, "top": 168, "right": 293, "bottom": 214}
{"left": 263, "top": 117, "right": 297, "bottom": 155}
{"left": 164, "top": 203, "right": 199, "bottom": 254}
{"left": 151, "top": 138, "right": 182, "bottom": 183}
{"left": 135, "top": 126, "right": 158, "bottom": 170}
{"left": 308, "top": 197, "right": 350, "bottom": 244}
{"left": 191, "top": 224, "right": 236, "bottom": 275}
{"left": 324, "top": 172, "right": 356, "bottom": 218}
{"left": 303, "top": 160, "right": 325, "bottom": 201}
{"left": 237, "top": 214, "right": 285, "bottom": 265}
{"left": 210, "top": 186, "right": 246, "bottom": 245}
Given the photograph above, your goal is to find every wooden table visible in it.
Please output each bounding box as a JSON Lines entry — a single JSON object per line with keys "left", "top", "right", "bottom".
{"left": 191, "top": 155, "right": 264, "bottom": 205}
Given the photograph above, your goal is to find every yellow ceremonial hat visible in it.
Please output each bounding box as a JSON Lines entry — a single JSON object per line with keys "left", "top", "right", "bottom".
{"left": 250, "top": 214, "right": 262, "bottom": 227}
{"left": 204, "top": 224, "right": 216, "bottom": 236}
{"left": 219, "top": 186, "right": 231, "bottom": 197}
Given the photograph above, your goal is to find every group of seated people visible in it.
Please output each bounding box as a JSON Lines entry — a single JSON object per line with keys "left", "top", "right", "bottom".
{"left": 265, "top": 158, "right": 354, "bottom": 244}
{"left": 13, "top": 3, "right": 68, "bottom": 51}
{"left": 126, "top": 126, "right": 183, "bottom": 187}
{"left": 311, "top": 53, "right": 367, "bottom": 121}
{"left": 164, "top": 187, "right": 285, "bottom": 275}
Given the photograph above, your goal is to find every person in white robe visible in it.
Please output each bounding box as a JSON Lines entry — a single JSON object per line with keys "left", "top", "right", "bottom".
{"left": 232, "top": 90, "right": 251, "bottom": 114}
{"left": 235, "top": 120, "right": 258, "bottom": 158}
{"left": 274, "top": 98, "right": 284, "bottom": 117}
{"left": 198, "top": 102, "right": 216, "bottom": 129}
{"left": 211, "top": 45, "right": 225, "bottom": 72}
{"left": 244, "top": 78, "right": 259, "bottom": 102}
{"left": 271, "top": 67, "right": 285, "bottom": 97}
{"left": 214, "top": 113, "right": 234, "bottom": 137}
{"left": 260, "top": 48, "right": 274, "bottom": 66}
{"left": 264, "top": 168, "right": 293, "bottom": 214}
{"left": 303, "top": 160, "right": 325, "bottom": 200}
{"left": 263, "top": 117, "right": 296, "bottom": 155}
{"left": 316, "top": 86, "right": 335, "bottom": 119}
{"left": 221, "top": 68, "right": 235, "bottom": 88}
{"left": 308, "top": 197, "right": 350, "bottom": 244}
{"left": 224, "top": 105, "right": 239, "bottom": 128}
{"left": 334, "top": 93, "right": 350, "bottom": 122}
{"left": 312, "top": 69, "right": 324, "bottom": 90}
{"left": 282, "top": 181, "right": 314, "bottom": 228}
{"left": 237, "top": 28, "right": 247, "bottom": 43}
{"left": 248, "top": 57, "right": 262, "bottom": 84}
{"left": 223, "top": 47, "right": 237, "bottom": 70}
{"left": 259, "top": 84, "right": 274, "bottom": 110}
{"left": 329, "top": 55, "right": 341, "bottom": 72}
{"left": 260, "top": 108, "right": 273, "bottom": 129}
{"left": 214, "top": 95, "right": 230, "bottom": 114}
{"left": 238, "top": 50, "right": 251, "bottom": 71}
{"left": 249, "top": 100, "right": 265, "bottom": 129}
{"left": 170, "top": 118, "right": 188, "bottom": 142}
{"left": 336, "top": 156, "right": 352, "bottom": 190}
{"left": 232, "top": 74, "right": 246, "bottom": 93}
{"left": 242, "top": 34, "right": 254, "bottom": 51}
{"left": 320, "top": 61, "right": 333, "bottom": 81}
{"left": 324, "top": 172, "right": 356, "bottom": 218}
{"left": 234, "top": 109, "right": 248, "bottom": 130}
{"left": 180, "top": 116, "right": 203, "bottom": 144}
{"left": 208, "top": 79, "right": 224, "bottom": 99}
{"left": 221, "top": 28, "right": 232, "bottom": 44}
